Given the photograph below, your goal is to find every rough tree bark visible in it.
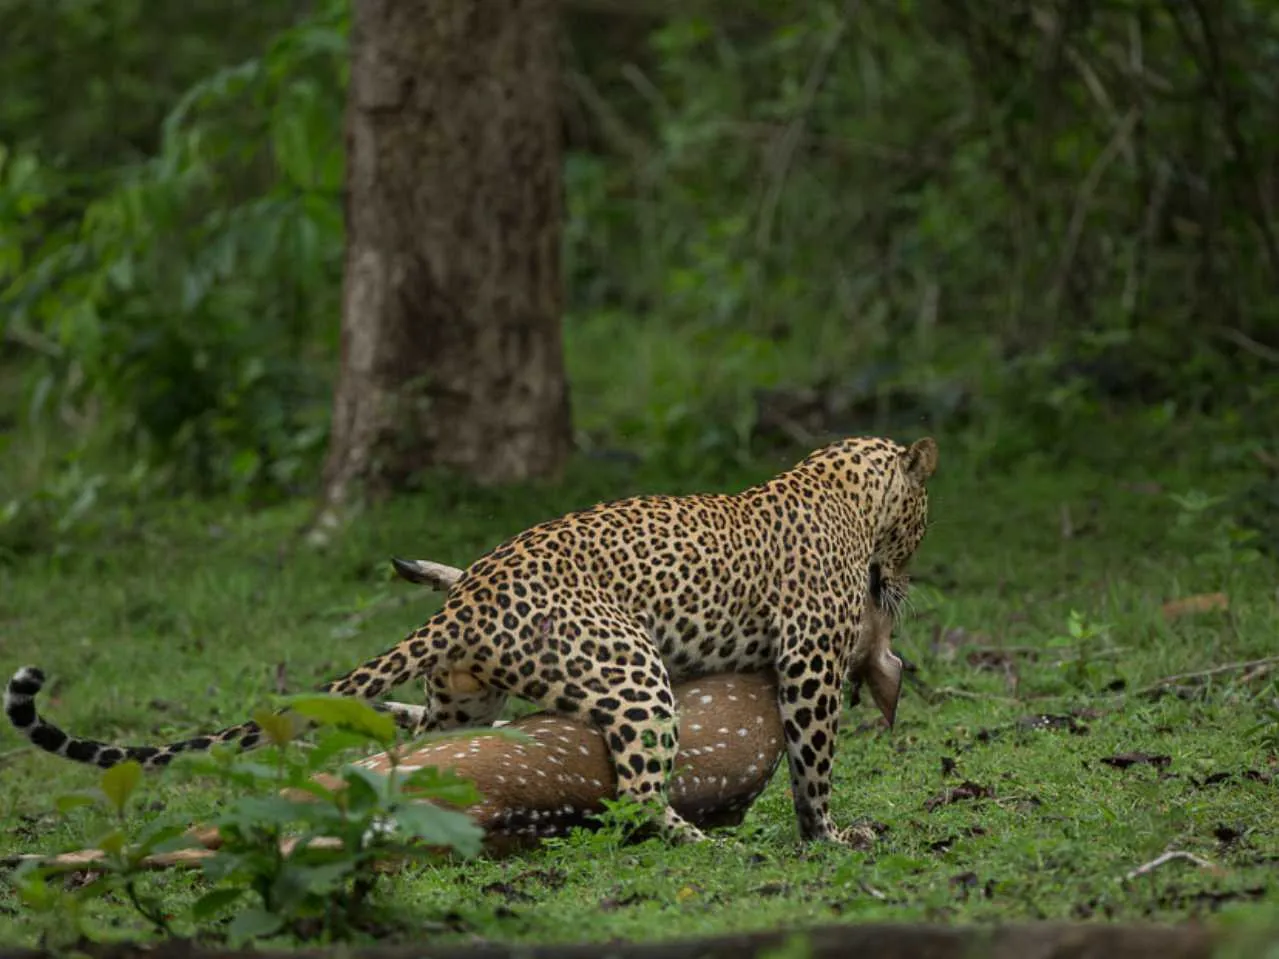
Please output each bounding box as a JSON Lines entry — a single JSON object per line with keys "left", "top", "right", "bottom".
{"left": 314, "top": 0, "right": 572, "bottom": 537}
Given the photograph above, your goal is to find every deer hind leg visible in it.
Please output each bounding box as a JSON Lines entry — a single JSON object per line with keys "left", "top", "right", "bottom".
{"left": 410, "top": 670, "right": 508, "bottom": 737}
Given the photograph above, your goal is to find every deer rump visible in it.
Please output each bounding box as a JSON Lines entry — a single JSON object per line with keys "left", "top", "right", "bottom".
{"left": 342, "top": 670, "right": 788, "bottom": 856}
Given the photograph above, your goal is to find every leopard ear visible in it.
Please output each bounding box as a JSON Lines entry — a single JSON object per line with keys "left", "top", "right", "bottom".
{"left": 865, "top": 648, "right": 904, "bottom": 728}
{"left": 901, "top": 437, "right": 938, "bottom": 485}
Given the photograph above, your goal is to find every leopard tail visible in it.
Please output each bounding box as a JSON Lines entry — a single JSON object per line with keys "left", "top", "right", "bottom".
{"left": 5, "top": 619, "right": 447, "bottom": 769}
{"left": 4, "top": 666, "right": 265, "bottom": 769}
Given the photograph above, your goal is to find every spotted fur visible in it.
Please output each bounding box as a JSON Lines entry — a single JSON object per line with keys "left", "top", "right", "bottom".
{"left": 6, "top": 435, "right": 937, "bottom": 845}
{"left": 17, "top": 600, "right": 899, "bottom": 874}
{"left": 331, "top": 672, "right": 790, "bottom": 855}
{"left": 329, "top": 585, "right": 899, "bottom": 854}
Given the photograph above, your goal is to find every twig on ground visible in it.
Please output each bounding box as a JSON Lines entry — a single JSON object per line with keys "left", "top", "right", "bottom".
{"left": 927, "top": 686, "right": 1018, "bottom": 704}
{"left": 859, "top": 881, "right": 888, "bottom": 901}
{"left": 1133, "top": 656, "right": 1279, "bottom": 696}
{"left": 1124, "top": 850, "right": 1220, "bottom": 881}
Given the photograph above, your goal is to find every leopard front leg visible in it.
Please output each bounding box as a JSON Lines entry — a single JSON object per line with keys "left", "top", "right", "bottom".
{"left": 776, "top": 641, "right": 856, "bottom": 845}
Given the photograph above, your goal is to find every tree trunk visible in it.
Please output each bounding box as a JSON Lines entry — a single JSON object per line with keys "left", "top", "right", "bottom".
{"left": 315, "top": 0, "right": 572, "bottom": 534}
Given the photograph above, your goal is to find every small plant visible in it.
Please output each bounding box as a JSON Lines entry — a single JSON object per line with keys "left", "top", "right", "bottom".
{"left": 1046, "top": 610, "right": 1112, "bottom": 690}
{"left": 1246, "top": 693, "right": 1279, "bottom": 756}
{"left": 540, "top": 794, "right": 673, "bottom": 857}
{"left": 1169, "top": 489, "right": 1264, "bottom": 574}
{"left": 15, "top": 695, "right": 490, "bottom": 945}
{"left": 15, "top": 759, "right": 196, "bottom": 945}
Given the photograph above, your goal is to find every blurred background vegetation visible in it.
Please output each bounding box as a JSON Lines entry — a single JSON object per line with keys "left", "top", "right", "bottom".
{"left": 1, "top": 0, "right": 1276, "bottom": 559}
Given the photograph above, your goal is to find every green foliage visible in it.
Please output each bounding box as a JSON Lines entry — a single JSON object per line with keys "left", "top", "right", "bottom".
{"left": 1248, "top": 696, "right": 1279, "bottom": 754}
{"left": 4, "top": 0, "right": 1277, "bottom": 512}
{"left": 2, "top": 0, "right": 349, "bottom": 503}
{"left": 560, "top": 0, "right": 1279, "bottom": 466}
{"left": 539, "top": 795, "right": 669, "bottom": 857}
{"left": 15, "top": 757, "right": 191, "bottom": 942}
{"left": 14, "top": 696, "right": 485, "bottom": 946}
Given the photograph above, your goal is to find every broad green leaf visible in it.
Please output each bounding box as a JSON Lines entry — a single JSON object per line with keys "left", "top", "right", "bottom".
{"left": 173, "top": 752, "right": 285, "bottom": 787}
{"left": 13, "top": 871, "right": 57, "bottom": 910}
{"left": 218, "top": 794, "right": 328, "bottom": 830}
{"left": 96, "top": 828, "right": 126, "bottom": 856}
{"left": 54, "top": 792, "right": 99, "bottom": 816}
{"left": 99, "top": 761, "right": 142, "bottom": 815}
{"left": 134, "top": 820, "right": 199, "bottom": 855}
{"left": 338, "top": 764, "right": 387, "bottom": 814}
{"left": 278, "top": 778, "right": 339, "bottom": 805}
{"left": 282, "top": 694, "right": 396, "bottom": 744}
{"left": 390, "top": 803, "right": 484, "bottom": 858}
{"left": 272, "top": 860, "right": 353, "bottom": 903}
{"left": 251, "top": 707, "right": 298, "bottom": 747}
{"left": 304, "top": 728, "right": 373, "bottom": 771}
{"left": 190, "top": 886, "right": 245, "bottom": 920}
{"left": 198, "top": 850, "right": 258, "bottom": 885}
{"left": 227, "top": 905, "right": 285, "bottom": 946}
{"left": 400, "top": 766, "right": 483, "bottom": 808}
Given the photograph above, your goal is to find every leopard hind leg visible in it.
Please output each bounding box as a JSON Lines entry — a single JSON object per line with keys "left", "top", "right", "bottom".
{"left": 498, "top": 608, "right": 708, "bottom": 845}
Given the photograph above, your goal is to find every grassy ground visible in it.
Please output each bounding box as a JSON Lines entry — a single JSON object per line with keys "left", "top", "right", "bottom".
{"left": 0, "top": 417, "right": 1276, "bottom": 947}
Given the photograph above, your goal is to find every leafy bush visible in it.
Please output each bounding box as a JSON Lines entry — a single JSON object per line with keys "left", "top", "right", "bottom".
{"left": 2, "top": 0, "right": 349, "bottom": 502}
{"left": 15, "top": 694, "right": 492, "bottom": 946}
{"left": 561, "top": 1, "right": 1279, "bottom": 463}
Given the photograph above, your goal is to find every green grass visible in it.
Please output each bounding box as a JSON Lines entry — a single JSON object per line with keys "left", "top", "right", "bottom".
{"left": 0, "top": 421, "right": 1276, "bottom": 947}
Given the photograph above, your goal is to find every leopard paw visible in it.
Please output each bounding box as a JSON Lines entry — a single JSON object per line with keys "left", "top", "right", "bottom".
{"left": 834, "top": 822, "right": 878, "bottom": 850}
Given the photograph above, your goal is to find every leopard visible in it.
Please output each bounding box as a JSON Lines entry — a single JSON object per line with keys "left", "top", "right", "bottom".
{"left": 18, "top": 581, "right": 902, "bottom": 874}
{"left": 387, "top": 554, "right": 907, "bottom": 734}
{"left": 6, "top": 434, "right": 937, "bottom": 846}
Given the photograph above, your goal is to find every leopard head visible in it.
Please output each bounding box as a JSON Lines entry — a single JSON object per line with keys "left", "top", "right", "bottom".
{"left": 871, "top": 437, "right": 937, "bottom": 604}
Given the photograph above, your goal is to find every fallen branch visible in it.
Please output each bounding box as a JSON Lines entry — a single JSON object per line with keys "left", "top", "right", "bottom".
{"left": 1124, "top": 850, "right": 1221, "bottom": 882}
{"left": 1133, "top": 656, "right": 1279, "bottom": 696}
{"left": 3, "top": 835, "right": 383, "bottom": 876}
{"left": 923, "top": 686, "right": 1018, "bottom": 704}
